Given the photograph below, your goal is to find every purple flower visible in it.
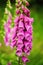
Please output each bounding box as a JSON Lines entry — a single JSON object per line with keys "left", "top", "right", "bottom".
{"left": 17, "top": 31, "right": 24, "bottom": 39}
{"left": 28, "top": 18, "right": 34, "bottom": 23}
{"left": 25, "top": 34, "right": 32, "bottom": 42}
{"left": 4, "top": 33, "right": 10, "bottom": 46}
{"left": 28, "top": 26, "right": 33, "bottom": 34}
{"left": 18, "top": 1, "right": 22, "bottom": 6}
{"left": 20, "top": 14, "right": 24, "bottom": 19}
{"left": 23, "top": 8, "right": 30, "bottom": 15}
{"left": 25, "top": 23, "right": 32, "bottom": 31}
{"left": 16, "top": 48, "right": 22, "bottom": 56}
{"left": 26, "top": 1, "right": 29, "bottom": 6}
{"left": 10, "top": 26, "right": 17, "bottom": 39}
{"left": 7, "top": 18, "right": 12, "bottom": 25}
{"left": 29, "top": 42, "right": 32, "bottom": 50}
{"left": 10, "top": 39, "right": 16, "bottom": 48}
{"left": 22, "top": 56, "right": 29, "bottom": 63}
{"left": 24, "top": 16, "right": 29, "bottom": 23}
{"left": 18, "top": 20, "right": 24, "bottom": 30}
{"left": 14, "top": 16, "right": 19, "bottom": 25}
{"left": 17, "top": 39, "right": 23, "bottom": 44}
{"left": 4, "top": 22, "right": 11, "bottom": 33}
{"left": 24, "top": 16, "right": 34, "bottom": 24}
{"left": 17, "top": 39, "right": 23, "bottom": 48}
{"left": 4, "top": 26, "right": 17, "bottom": 47}
{"left": 24, "top": 41, "right": 30, "bottom": 47}
{"left": 27, "top": 13, "right": 30, "bottom": 17}
{"left": 24, "top": 41, "right": 32, "bottom": 50}
{"left": 23, "top": 48, "right": 30, "bottom": 55}
{"left": 25, "top": 31, "right": 30, "bottom": 39}
{"left": 21, "top": 5, "right": 25, "bottom": 11}
{"left": 16, "top": 9, "right": 20, "bottom": 14}
{"left": 25, "top": 24, "right": 33, "bottom": 33}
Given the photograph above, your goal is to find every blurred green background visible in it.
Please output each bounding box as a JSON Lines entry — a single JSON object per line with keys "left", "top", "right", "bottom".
{"left": 0, "top": 0, "right": 43, "bottom": 65}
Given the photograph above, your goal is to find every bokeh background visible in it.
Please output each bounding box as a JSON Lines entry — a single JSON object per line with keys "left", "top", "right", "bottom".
{"left": 0, "top": 0, "right": 43, "bottom": 65}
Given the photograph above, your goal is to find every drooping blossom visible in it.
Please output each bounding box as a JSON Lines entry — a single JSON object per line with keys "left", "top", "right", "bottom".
{"left": 22, "top": 56, "right": 29, "bottom": 63}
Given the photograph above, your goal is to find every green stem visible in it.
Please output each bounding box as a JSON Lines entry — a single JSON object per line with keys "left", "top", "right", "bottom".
{"left": 18, "top": 57, "right": 20, "bottom": 65}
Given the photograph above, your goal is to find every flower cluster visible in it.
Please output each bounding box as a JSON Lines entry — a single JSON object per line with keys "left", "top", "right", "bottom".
{"left": 4, "top": 0, "right": 34, "bottom": 65}
{"left": 14, "top": 14, "right": 33, "bottom": 64}
{"left": 15, "top": 0, "right": 34, "bottom": 64}
{"left": 4, "top": 14, "right": 17, "bottom": 48}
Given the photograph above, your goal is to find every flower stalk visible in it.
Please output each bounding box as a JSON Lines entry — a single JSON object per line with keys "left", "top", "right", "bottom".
{"left": 4, "top": 0, "right": 34, "bottom": 65}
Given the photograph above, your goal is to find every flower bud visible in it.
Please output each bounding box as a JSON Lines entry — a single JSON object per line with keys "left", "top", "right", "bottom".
{"left": 16, "top": 9, "right": 20, "bottom": 14}
{"left": 25, "top": 1, "right": 29, "bottom": 6}
{"left": 20, "top": 14, "right": 24, "bottom": 19}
